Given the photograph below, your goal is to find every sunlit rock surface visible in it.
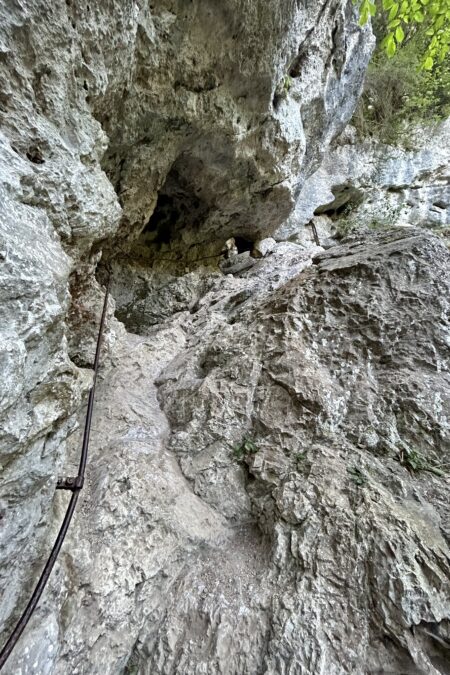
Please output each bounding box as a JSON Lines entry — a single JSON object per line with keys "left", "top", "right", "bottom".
{"left": 276, "top": 119, "right": 450, "bottom": 243}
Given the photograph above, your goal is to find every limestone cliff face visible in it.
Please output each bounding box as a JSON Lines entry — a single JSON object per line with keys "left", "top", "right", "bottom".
{"left": 2, "top": 2, "right": 450, "bottom": 675}
{"left": 276, "top": 120, "right": 450, "bottom": 244}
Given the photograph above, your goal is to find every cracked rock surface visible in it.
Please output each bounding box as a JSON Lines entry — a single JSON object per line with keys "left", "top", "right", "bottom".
{"left": 0, "top": 1, "right": 371, "bottom": 664}
{"left": 2, "top": 1, "right": 450, "bottom": 674}
{"left": 151, "top": 228, "right": 450, "bottom": 674}
{"left": 5, "top": 228, "right": 450, "bottom": 674}
{"left": 276, "top": 120, "right": 450, "bottom": 244}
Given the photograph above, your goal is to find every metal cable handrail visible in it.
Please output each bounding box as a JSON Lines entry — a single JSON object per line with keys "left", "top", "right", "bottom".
{"left": 0, "top": 276, "right": 110, "bottom": 671}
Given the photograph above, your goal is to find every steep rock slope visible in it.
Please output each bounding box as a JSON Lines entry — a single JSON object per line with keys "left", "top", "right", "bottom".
{"left": 8, "top": 228, "right": 450, "bottom": 674}
{"left": 151, "top": 228, "right": 450, "bottom": 675}
{"left": 0, "top": 1, "right": 373, "bottom": 672}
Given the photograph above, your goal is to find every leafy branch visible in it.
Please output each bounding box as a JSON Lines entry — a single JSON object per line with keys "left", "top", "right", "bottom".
{"left": 354, "top": 0, "right": 450, "bottom": 69}
{"left": 397, "top": 448, "right": 446, "bottom": 476}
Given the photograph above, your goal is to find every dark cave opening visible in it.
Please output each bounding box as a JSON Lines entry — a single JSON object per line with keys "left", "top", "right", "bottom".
{"left": 142, "top": 193, "right": 181, "bottom": 245}
{"left": 140, "top": 162, "right": 211, "bottom": 251}
{"left": 98, "top": 150, "right": 261, "bottom": 337}
{"left": 100, "top": 160, "right": 222, "bottom": 335}
{"left": 234, "top": 236, "right": 254, "bottom": 254}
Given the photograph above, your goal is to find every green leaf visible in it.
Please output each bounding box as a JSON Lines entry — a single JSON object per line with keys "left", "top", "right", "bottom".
{"left": 389, "top": 3, "right": 399, "bottom": 20}
{"left": 387, "top": 35, "right": 397, "bottom": 56}
{"left": 439, "top": 44, "right": 449, "bottom": 60}
{"left": 423, "top": 55, "right": 434, "bottom": 69}
{"left": 359, "top": 7, "right": 369, "bottom": 25}
{"left": 376, "top": 0, "right": 450, "bottom": 64}
{"left": 395, "top": 25, "right": 405, "bottom": 42}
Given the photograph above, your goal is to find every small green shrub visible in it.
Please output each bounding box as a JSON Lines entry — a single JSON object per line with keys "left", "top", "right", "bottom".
{"left": 353, "top": 48, "right": 450, "bottom": 144}
{"left": 352, "top": 0, "right": 450, "bottom": 143}
{"left": 397, "top": 448, "right": 445, "bottom": 476}
{"left": 283, "top": 75, "right": 292, "bottom": 92}
{"left": 232, "top": 437, "right": 258, "bottom": 460}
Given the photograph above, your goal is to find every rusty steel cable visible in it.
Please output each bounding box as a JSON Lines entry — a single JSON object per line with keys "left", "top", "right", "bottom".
{"left": 0, "top": 276, "right": 110, "bottom": 671}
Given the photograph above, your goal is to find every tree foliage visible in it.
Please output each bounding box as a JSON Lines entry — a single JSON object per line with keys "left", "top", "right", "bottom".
{"left": 355, "top": 0, "right": 450, "bottom": 69}
{"left": 352, "top": 37, "right": 450, "bottom": 143}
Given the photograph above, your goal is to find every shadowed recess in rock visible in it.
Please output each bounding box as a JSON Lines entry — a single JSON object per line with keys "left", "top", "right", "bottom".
{"left": 141, "top": 161, "right": 212, "bottom": 248}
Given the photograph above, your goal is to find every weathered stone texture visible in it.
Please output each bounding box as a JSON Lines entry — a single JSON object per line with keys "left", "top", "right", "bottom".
{"left": 1, "top": 2, "right": 371, "bottom": 644}
{"left": 150, "top": 229, "right": 450, "bottom": 674}
{"left": 4, "top": 228, "right": 449, "bottom": 675}
{"left": 3, "top": 1, "right": 450, "bottom": 675}
{"left": 276, "top": 119, "right": 450, "bottom": 243}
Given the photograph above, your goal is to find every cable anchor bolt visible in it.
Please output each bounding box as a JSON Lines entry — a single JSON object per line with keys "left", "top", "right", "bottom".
{"left": 56, "top": 476, "right": 84, "bottom": 491}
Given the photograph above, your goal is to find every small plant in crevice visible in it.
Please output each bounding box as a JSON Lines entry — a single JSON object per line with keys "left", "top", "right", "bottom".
{"left": 397, "top": 448, "right": 446, "bottom": 477}
{"left": 124, "top": 667, "right": 138, "bottom": 675}
{"left": 232, "top": 437, "right": 259, "bottom": 461}
{"left": 347, "top": 465, "right": 368, "bottom": 487}
{"left": 124, "top": 654, "right": 139, "bottom": 675}
{"left": 294, "top": 451, "right": 306, "bottom": 465}
{"left": 273, "top": 74, "right": 293, "bottom": 107}
{"left": 283, "top": 74, "right": 292, "bottom": 93}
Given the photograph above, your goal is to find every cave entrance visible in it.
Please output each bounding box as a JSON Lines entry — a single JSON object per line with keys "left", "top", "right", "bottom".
{"left": 141, "top": 194, "right": 180, "bottom": 245}
{"left": 103, "top": 159, "right": 224, "bottom": 335}
{"left": 140, "top": 165, "right": 210, "bottom": 252}
{"left": 234, "top": 236, "right": 254, "bottom": 254}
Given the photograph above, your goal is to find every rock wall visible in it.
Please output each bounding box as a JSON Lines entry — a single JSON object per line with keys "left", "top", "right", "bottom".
{"left": 5, "top": 226, "right": 450, "bottom": 675}
{"left": 0, "top": 4, "right": 371, "bottom": 654}
{"left": 151, "top": 228, "right": 450, "bottom": 675}
{"left": 3, "top": 1, "right": 450, "bottom": 674}
{"left": 275, "top": 119, "right": 450, "bottom": 244}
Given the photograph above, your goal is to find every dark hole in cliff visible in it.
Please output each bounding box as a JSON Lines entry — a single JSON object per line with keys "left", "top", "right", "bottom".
{"left": 142, "top": 193, "right": 181, "bottom": 245}
{"left": 140, "top": 162, "right": 211, "bottom": 251}
{"left": 102, "top": 157, "right": 220, "bottom": 335}
{"left": 26, "top": 146, "right": 45, "bottom": 164}
{"left": 272, "top": 92, "right": 283, "bottom": 110}
{"left": 288, "top": 51, "right": 306, "bottom": 78}
{"left": 234, "top": 236, "right": 254, "bottom": 253}
{"left": 433, "top": 200, "right": 446, "bottom": 210}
